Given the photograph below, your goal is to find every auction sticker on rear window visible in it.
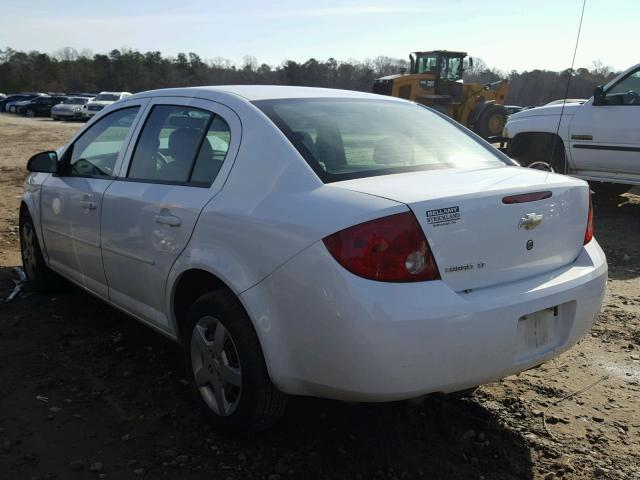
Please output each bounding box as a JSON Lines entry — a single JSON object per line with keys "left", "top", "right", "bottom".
{"left": 426, "top": 206, "right": 460, "bottom": 227}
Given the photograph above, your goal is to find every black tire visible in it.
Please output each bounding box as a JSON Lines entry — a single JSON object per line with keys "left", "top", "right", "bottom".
{"left": 51, "top": 116, "right": 59, "bottom": 121}
{"left": 589, "top": 182, "right": 631, "bottom": 199}
{"left": 26, "top": 109, "right": 35, "bottom": 118}
{"left": 474, "top": 104, "right": 507, "bottom": 139}
{"left": 19, "top": 209, "right": 63, "bottom": 292}
{"left": 183, "top": 291, "right": 288, "bottom": 434}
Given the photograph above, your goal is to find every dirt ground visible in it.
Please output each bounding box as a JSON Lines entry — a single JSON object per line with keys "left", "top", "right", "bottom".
{"left": 0, "top": 113, "right": 638, "bottom": 480}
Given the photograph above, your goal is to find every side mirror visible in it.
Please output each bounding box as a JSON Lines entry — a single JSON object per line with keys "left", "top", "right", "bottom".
{"left": 27, "top": 151, "right": 58, "bottom": 173}
{"left": 593, "top": 85, "right": 605, "bottom": 105}
{"left": 469, "top": 57, "right": 474, "bottom": 69}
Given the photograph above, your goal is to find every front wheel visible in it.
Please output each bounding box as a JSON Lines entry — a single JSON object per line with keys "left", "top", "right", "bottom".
{"left": 183, "top": 291, "right": 288, "bottom": 434}
{"left": 19, "top": 210, "right": 64, "bottom": 291}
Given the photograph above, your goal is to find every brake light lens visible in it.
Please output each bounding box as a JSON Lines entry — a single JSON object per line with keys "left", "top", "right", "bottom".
{"left": 322, "top": 212, "right": 440, "bottom": 282}
{"left": 584, "top": 190, "right": 593, "bottom": 244}
{"left": 502, "top": 191, "right": 552, "bottom": 204}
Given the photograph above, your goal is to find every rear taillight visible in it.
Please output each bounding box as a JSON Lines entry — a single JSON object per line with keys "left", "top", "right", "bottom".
{"left": 322, "top": 212, "right": 440, "bottom": 282}
{"left": 584, "top": 190, "right": 594, "bottom": 244}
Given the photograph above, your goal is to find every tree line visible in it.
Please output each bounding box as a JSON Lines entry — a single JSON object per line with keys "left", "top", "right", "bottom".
{"left": 0, "top": 47, "right": 618, "bottom": 107}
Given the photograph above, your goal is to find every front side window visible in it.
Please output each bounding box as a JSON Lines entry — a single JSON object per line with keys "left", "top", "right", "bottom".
{"left": 67, "top": 107, "right": 139, "bottom": 177}
{"left": 606, "top": 70, "right": 640, "bottom": 105}
{"left": 255, "top": 99, "right": 506, "bottom": 183}
{"left": 128, "top": 105, "right": 231, "bottom": 186}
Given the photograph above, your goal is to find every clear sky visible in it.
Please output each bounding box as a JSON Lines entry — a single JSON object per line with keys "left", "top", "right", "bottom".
{"left": 0, "top": 0, "right": 636, "bottom": 72}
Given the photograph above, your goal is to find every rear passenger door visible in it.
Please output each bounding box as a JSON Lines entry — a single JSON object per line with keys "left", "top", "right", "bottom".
{"left": 101, "top": 98, "right": 240, "bottom": 329}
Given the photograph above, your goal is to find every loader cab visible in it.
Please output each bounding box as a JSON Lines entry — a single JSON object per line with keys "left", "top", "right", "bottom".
{"left": 411, "top": 51, "right": 466, "bottom": 82}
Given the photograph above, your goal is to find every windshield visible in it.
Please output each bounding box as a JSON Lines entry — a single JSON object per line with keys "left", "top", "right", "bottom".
{"left": 255, "top": 99, "right": 505, "bottom": 183}
{"left": 63, "top": 97, "right": 88, "bottom": 104}
{"left": 95, "top": 94, "right": 120, "bottom": 101}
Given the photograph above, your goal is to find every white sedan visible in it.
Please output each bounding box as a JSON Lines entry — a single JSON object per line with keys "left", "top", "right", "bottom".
{"left": 20, "top": 86, "right": 607, "bottom": 433}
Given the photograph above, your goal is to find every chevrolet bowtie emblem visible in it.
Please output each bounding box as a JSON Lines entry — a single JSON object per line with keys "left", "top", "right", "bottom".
{"left": 519, "top": 213, "right": 543, "bottom": 230}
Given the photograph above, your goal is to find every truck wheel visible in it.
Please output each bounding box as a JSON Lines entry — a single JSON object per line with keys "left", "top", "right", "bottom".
{"left": 590, "top": 182, "right": 631, "bottom": 200}
{"left": 184, "top": 291, "right": 288, "bottom": 434}
{"left": 474, "top": 104, "right": 507, "bottom": 139}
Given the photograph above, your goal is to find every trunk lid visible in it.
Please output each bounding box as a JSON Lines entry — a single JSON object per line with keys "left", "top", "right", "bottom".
{"left": 332, "top": 166, "right": 590, "bottom": 291}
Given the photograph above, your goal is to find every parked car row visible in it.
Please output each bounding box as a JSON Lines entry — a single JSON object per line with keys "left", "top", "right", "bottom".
{"left": 0, "top": 91, "right": 132, "bottom": 120}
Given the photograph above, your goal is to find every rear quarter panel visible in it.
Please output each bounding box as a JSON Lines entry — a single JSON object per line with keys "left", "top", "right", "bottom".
{"left": 165, "top": 101, "right": 406, "bottom": 334}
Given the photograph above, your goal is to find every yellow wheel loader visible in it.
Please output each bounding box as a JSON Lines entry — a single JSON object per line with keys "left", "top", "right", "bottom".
{"left": 373, "top": 50, "right": 509, "bottom": 139}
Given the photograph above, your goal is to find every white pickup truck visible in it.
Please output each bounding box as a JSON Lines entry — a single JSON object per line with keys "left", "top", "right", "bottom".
{"left": 504, "top": 63, "right": 640, "bottom": 197}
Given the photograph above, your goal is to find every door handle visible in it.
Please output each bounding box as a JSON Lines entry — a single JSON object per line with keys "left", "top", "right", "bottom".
{"left": 154, "top": 214, "right": 182, "bottom": 227}
{"left": 79, "top": 200, "right": 96, "bottom": 210}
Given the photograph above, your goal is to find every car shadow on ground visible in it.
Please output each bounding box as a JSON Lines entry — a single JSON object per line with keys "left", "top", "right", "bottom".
{"left": 0, "top": 267, "right": 534, "bottom": 480}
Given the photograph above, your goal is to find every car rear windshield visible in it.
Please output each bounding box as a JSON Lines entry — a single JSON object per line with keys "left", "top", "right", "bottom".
{"left": 254, "top": 98, "right": 506, "bottom": 183}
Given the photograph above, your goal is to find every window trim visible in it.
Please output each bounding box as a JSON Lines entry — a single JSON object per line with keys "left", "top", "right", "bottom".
{"left": 125, "top": 103, "right": 230, "bottom": 188}
{"left": 57, "top": 105, "right": 142, "bottom": 179}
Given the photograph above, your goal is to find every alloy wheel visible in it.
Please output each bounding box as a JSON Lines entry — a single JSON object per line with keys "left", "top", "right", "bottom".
{"left": 190, "top": 315, "right": 242, "bottom": 416}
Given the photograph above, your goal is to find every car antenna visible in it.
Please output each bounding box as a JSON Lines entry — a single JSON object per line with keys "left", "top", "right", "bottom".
{"left": 551, "top": 0, "right": 587, "bottom": 173}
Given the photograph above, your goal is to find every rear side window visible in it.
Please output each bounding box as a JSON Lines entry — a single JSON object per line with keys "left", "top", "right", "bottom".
{"left": 127, "top": 105, "right": 231, "bottom": 186}
{"left": 254, "top": 98, "right": 506, "bottom": 183}
{"left": 191, "top": 116, "right": 231, "bottom": 187}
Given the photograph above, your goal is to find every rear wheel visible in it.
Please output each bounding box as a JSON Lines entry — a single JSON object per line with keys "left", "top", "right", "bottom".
{"left": 183, "top": 291, "right": 288, "bottom": 434}
{"left": 474, "top": 104, "right": 507, "bottom": 139}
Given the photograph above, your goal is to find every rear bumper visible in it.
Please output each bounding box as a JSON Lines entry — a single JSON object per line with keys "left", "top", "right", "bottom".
{"left": 240, "top": 239, "right": 607, "bottom": 401}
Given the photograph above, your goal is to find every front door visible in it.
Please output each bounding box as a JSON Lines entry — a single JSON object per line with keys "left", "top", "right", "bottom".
{"left": 570, "top": 67, "right": 640, "bottom": 175}
{"left": 101, "top": 98, "right": 240, "bottom": 328}
{"left": 40, "top": 104, "right": 145, "bottom": 296}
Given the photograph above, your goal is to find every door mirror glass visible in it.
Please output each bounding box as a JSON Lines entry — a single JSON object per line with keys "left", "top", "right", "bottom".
{"left": 27, "top": 151, "right": 58, "bottom": 173}
{"left": 593, "top": 85, "right": 605, "bottom": 105}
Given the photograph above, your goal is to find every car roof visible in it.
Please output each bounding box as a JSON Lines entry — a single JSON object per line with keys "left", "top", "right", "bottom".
{"left": 130, "top": 85, "right": 403, "bottom": 103}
